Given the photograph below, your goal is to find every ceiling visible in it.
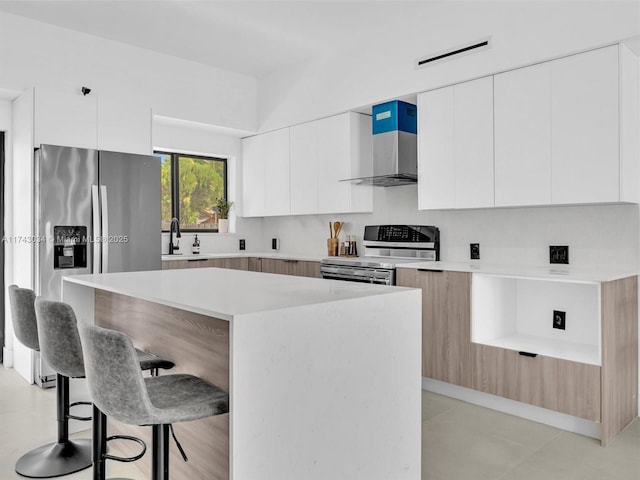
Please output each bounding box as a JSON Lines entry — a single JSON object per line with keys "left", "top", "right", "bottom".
{"left": 0, "top": 0, "right": 430, "bottom": 77}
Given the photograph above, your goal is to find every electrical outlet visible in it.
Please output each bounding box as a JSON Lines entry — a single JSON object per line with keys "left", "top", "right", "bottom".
{"left": 239, "top": 239, "right": 246, "bottom": 251}
{"left": 553, "top": 310, "right": 566, "bottom": 330}
{"left": 550, "top": 245, "right": 569, "bottom": 264}
{"left": 470, "top": 243, "right": 480, "bottom": 260}
{"left": 272, "top": 238, "right": 279, "bottom": 250}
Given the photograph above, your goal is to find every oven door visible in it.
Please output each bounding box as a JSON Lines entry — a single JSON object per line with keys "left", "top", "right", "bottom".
{"left": 320, "top": 265, "right": 395, "bottom": 285}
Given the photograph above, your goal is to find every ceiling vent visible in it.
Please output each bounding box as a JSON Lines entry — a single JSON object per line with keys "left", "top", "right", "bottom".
{"left": 416, "top": 36, "right": 491, "bottom": 69}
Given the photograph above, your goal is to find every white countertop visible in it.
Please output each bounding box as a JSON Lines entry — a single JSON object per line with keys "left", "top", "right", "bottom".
{"left": 396, "top": 260, "right": 639, "bottom": 283}
{"left": 63, "top": 268, "right": 411, "bottom": 321}
{"left": 161, "top": 252, "right": 326, "bottom": 262}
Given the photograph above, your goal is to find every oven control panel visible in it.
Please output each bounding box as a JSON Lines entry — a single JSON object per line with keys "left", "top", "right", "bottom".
{"left": 364, "top": 225, "right": 439, "bottom": 243}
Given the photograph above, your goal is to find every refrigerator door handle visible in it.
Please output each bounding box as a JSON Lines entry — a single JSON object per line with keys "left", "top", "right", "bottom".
{"left": 92, "top": 185, "right": 101, "bottom": 273}
{"left": 101, "top": 185, "right": 109, "bottom": 274}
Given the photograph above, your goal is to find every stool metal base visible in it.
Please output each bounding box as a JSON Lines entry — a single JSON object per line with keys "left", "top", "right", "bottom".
{"left": 15, "top": 438, "right": 92, "bottom": 478}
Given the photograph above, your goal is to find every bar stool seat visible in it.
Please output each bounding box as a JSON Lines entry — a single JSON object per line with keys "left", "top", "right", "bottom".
{"left": 77, "top": 321, "right": 229, "bottom": 480}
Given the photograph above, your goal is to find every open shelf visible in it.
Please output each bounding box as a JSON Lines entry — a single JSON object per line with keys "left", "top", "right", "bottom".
{"left": 471, "top": 273, "right": 601, "bottom": 366}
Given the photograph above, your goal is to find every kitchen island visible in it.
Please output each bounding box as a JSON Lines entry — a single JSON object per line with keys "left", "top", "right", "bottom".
{"left": 63, "top": 267, "right": 421, "bottom": 480}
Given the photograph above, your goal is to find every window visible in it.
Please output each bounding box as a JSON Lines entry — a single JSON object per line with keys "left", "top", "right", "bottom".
{"left": 156, "top": 151, "right": 227, "bottom": 232}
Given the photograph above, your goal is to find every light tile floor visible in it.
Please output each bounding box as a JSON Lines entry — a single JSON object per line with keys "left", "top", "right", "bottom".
{"left": 1, "top": 365, "right": 638, "bottom": 479}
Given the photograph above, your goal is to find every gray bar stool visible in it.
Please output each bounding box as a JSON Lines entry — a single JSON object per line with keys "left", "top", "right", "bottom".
{"left": 77, "top": 320, "right": 229, "bottom": 480}
{"left": 34, "top": 297, "right": 175, "bottom": 480}
{"left": 8, "top": 285, "right": 92, "bottom": 478}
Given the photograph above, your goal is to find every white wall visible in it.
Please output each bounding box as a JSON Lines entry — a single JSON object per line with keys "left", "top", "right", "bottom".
{"left": 0, "top": 100, "right": 14, "bottom": 368}
{"left": 258, "top": 1, "right": 640, "bottom": 131}
{"left": 0, "top": 11, "right": 257, "bottom": 133}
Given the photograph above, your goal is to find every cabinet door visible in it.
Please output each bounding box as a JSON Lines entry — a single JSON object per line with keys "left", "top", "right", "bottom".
{"left": 162, "top": 260, "right": 195, "bottom": 270}
{"left": 241, "top": 134, "right": 267, "bottom": 217}
{"left": 34, "top": 88, "right": 98, "bottom": 149}
{"left": 494, "top": 62, "right": 552, "bottom": 206}
{"left": 551, "top": 46, "right": 619, "bottom": 204}
{"left": 472, "top": 344, "right": 601, "bottom": 421}
{"left": 317, "top": 114, "right": 352, "bottom": 214}
{"left": 264, "top": 128, "right": 291, "bottom": 216}
{"left": 454, "top": 77, "right": 494, "bottom": 208}
{"left": 417, "top": 87, "right": 455, "bottom": 210}
{"left": 396, "top": 269, "right": 472, "bottom": 387}
{"left": 97, "top": 98, "right": 152, "bottom": 155}
{"left": 289, "top": 121, "right": 319, "bottom": 215}
{"left": 259, "top": 258, "right": 320, "bottom": 277}
{"left": 205, "top": 257, "right": 249, "bottom": 270}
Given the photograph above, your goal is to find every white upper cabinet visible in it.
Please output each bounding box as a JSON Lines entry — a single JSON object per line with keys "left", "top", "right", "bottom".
{"left": 454, "top": 77, "right": 494, "bottom": 209}
{"left": 551, "top": 46, "right": 619, "bottom": 204}
{"left": 33, "top": 88, "right": 153, "bottom": 155}
{"left": 422, "top": 43, "right": 638, "bottom": 210}
{"left": 418, "top": 85, "right": 455, "bottom": 210}
{"left": 242, "top": 129, "right": 288, "bottom": 218}
{"left": 494, "top": 62, "right": 552, "bottom": 206}
{"left": 244, "top": 111, "right": 372, "bottom": 218}
{"left": 34, "top": 88, "right": 98, "bottom": 149}
{"left": 97, "top": 98, "right": 152, "bottom": 155}
{"left": 264, "top": 128, "right": 291, "bottom": 216}
{"left": 418, "top": 76, "right": 494, "bottom": 210}
{"left": 289, "top": 120, "right": 319, "bottom": 215}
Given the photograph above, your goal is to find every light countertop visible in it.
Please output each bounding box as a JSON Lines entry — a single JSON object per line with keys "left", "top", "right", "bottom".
{"left": 396, "top": 260, "right": 639, "bottom": 283}
{"left": 63, "top": 268, "right": 413, "bottom": 321}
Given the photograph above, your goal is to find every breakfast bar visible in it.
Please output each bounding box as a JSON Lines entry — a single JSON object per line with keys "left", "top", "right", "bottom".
{"left": 62, "top": 267, "right": 422, "bottom": 480}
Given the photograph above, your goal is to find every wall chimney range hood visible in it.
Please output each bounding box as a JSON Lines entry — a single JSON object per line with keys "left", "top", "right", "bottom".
{"left": 344, "top": 100, "right": 417, "bottom": 187}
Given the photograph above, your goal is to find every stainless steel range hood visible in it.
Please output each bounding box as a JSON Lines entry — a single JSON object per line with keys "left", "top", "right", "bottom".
{"left": 343, "top": 100, "right": 417, "bottom": 187}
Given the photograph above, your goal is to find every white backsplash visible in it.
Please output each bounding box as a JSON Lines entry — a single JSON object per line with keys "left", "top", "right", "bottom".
{"left": 259, "top": 186, "right": 640, "bottom": 271}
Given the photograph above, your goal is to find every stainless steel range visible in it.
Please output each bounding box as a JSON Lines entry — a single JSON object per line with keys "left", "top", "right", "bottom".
{"left": 320, "top": 225, "right": 439, "bottom": 285}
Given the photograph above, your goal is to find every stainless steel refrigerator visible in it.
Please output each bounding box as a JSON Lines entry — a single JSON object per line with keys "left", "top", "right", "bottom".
{"left": 33, "top": 144, "right": 161, "bottom": 386}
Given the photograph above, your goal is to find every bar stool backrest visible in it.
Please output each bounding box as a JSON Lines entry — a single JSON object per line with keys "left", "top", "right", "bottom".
{"left": 77, "top": 320, "right": 157, "bottom": 425}
{"left": 8, "top": 285, "right": 39, "bottom": 351}
{"left": 34, "top": 298, "right": 86, "bottom": 379}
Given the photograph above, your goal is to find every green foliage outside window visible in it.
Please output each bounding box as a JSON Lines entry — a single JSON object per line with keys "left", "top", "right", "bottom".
{"left": 158, "top": 152, "right": 227, "bottom": 231}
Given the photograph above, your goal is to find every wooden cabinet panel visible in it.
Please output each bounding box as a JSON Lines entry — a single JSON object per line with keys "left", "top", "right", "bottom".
{"left": 601, "top": 275, "right": 638, "bottom": 445}
{"left": 162, "top": 257, "right": 248, "bottom": 270}
{"left": 472, "top": 344, "right": 601, "bottom": 422}
{"left": 248, "top": 257, "right": 262, "bottom": 272}
{"left": 259, "top": 258, "right": 320, "bottom": 278}
{"left": 204, "top": 257, "right": 249, "bottom": 270}
{"left": 397, "top": 269, "right": 471, "bottom": 387}
{"left": 494, "top": 62, "right": 552, "bottom": 206}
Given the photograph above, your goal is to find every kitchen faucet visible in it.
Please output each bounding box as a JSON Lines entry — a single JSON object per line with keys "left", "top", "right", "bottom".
{"left": 169, "top": 217, "right": 181, "bottom": 254}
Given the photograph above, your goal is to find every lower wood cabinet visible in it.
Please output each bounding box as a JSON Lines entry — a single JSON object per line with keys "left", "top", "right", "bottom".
{"left": 162, "top": 257, "right": 248, "bottom": 270}
{"left": 472, "top": 344, "right": 601, "bottom": 421}
{"left": 162, "top": 256, "right": 320, "bottom": 278}
{"left": 396, "top": 268, "right": 472, "bottom": 387}
{"left": 258, "top": 258, "right": 321, "bottom": 278}
{"left": 397, "top": 267, "right": 638, "bottom": 445}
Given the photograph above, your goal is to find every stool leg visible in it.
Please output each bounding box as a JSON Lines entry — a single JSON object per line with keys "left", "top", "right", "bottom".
{"left": 92, "top": 405, "right": 107, "bottom": 480}
{"left": 151, "top": 424, "right": 170, "bottom": 480}
{"left": 15, "top": 374, "right": 92, "bottom": 478}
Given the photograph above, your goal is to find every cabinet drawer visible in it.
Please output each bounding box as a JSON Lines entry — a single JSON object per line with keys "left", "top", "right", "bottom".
{"left": 472, "top": 344, "right": 601, "bottom": 421}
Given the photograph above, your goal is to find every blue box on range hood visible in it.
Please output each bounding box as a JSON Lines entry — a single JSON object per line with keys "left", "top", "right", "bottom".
{"left": 372, "top": 100, "right": 417, "bottom": 135}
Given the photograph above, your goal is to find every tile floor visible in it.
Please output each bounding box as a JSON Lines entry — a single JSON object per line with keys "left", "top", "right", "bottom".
{"left": 1, "top": 365, "right": 638, "bottom": 479}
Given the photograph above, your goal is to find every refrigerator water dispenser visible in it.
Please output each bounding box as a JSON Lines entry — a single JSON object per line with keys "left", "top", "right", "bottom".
{"left": 53, "top": 226, "right": 87, "bottom": 269}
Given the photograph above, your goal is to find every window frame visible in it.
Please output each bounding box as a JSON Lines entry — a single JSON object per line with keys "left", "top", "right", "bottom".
{"left": 157, "top": 150, "right": 228, "bottom": 233}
